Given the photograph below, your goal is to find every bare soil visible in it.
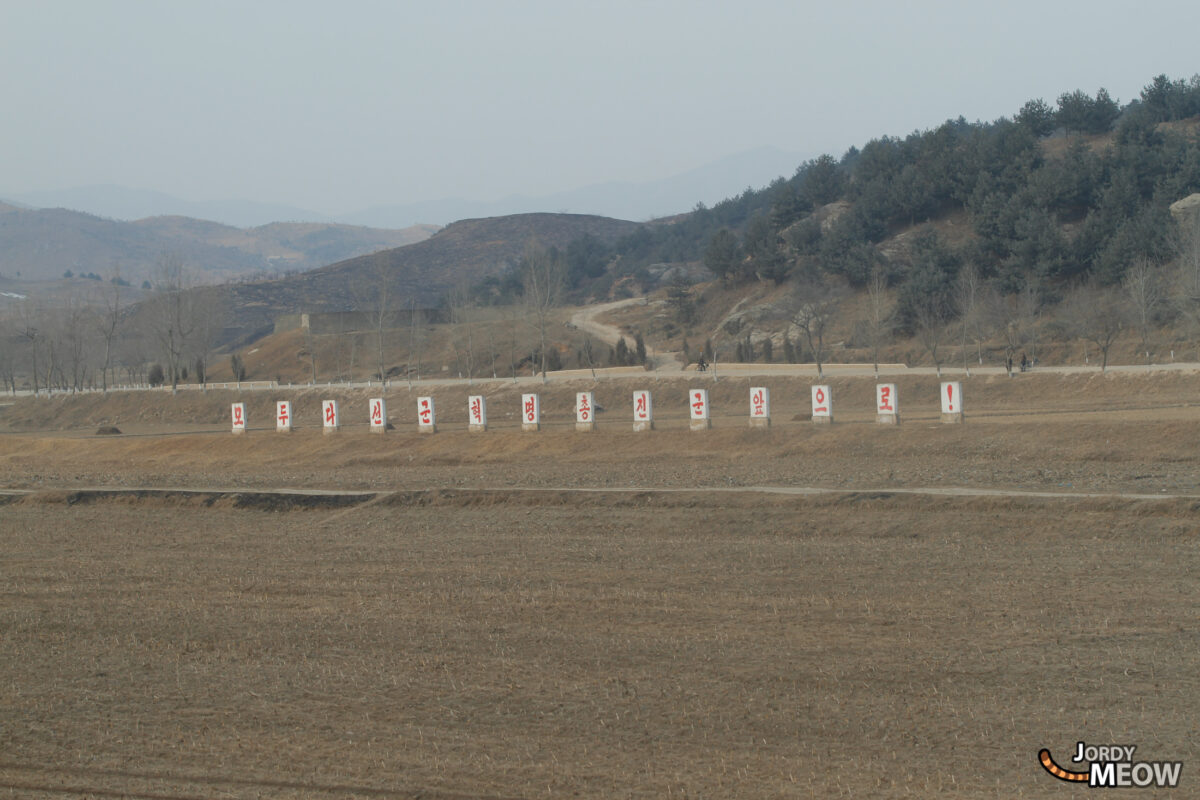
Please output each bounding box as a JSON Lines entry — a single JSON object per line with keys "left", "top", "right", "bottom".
{"left": 1, "top": 372, "right": 1199, "bottom": 797}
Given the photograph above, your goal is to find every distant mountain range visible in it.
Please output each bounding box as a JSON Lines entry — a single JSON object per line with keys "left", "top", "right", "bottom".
{"left": 0, "top": 186, "right": 324, "bottom": 230}
{"left": 0, "top": 203, "right": 437, "bottom": 284}
{"left": 2, "top": 146, "right": 806, "bottom": 229}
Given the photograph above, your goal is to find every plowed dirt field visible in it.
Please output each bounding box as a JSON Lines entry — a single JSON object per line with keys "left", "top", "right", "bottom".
{"left": 2, "top": 371, "right": 1198, "bottom": 797}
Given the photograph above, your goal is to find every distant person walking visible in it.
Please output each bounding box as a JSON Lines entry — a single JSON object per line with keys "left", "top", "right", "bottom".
{"left": 696, "top": 355, "right": 708, "bottom": 373}
{"left": 1006, "top": 355, "right": 1013, "bottom": 376}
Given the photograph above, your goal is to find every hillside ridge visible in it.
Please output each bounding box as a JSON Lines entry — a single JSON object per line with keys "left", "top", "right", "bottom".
{"left": 197, "top": 212, "right": 643, "bottom": 334}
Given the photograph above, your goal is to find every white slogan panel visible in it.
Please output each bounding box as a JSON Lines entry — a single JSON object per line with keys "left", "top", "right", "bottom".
{"left": 276, "top": 401, "right": 293, "bottom": 432}
{"left": 369, "top": 397, "right": 386, "bottom": 433}
{"left": 322, "top": 400, "right": 340, "bottom": 432}
{"left": 417, "top": 396, "right": 436, "bottom": 432}
{"left": 811, "top": 385, "right": 832, "bottom": 419}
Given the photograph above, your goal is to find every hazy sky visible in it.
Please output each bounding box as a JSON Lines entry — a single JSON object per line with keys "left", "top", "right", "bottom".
{"left": 3, "top": 1, "right": 1199, "bottom": 216}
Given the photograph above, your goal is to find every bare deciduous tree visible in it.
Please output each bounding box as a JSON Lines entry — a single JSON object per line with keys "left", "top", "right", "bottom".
{"left": 987, "top": 279, "right": 1042, "bottom": 367}
{"left": 145, "top": 254, "right": 197, "bottom": 392}
{"left": 190, "top": 287, "right": 225, "bottom": 390}
{"left": 953, "top": 261, "right": 982, "bottom": 375}
{"left": 353, "top": 256, "right": 393, "bottom": 385}
{"left": 507, "top": 305, "right": 523, "bottom": 381}
{"left": 1063, "top": 279, "right": 1125, "bottom": 372}
{"left": 864, "top": 265, "right": 893, "bottom": 378}
{"left": 44, "top": 313, "right": 62, "bottom": 391}
{"left": 1124, "top": 259, "right": 1164, "bottom": 367}
{"left": 18, "top": 299, "right": 44, "bottom": 395}
{"left": 581, "top": 334, "right": 599, "bottom": 380}
{"left": 332, "top": 314, "right": 358, "bottom": 383}
{"left": 913, "top": 296, "right": 949, "bottom": 376}
{"left": 0, "top": 310, "right": 17, "bottom": 394}
{"left": 521, "top": 244, "right": 565, "bottom": 382}
{"left": 790, "top": 277, "right": 846, "bottom": 379}
{"left": 61, "top": 298, "right": 91, "bottom": 392}
{"left": 407, "top": 301, "right": 425, "bottom": 387}
{"left": 447, "top": 282, "right": 477, "bottom": 382}
{"left": 118, "top": 327, "right": 150, "bottom": 386}
{"left": 94, "top": 273, "right": 123, "bottom": 392}
{"left": 301, "top": 316, "right": 319, "bottom": 384}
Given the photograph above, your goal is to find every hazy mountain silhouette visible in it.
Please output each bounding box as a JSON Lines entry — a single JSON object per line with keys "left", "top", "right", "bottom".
{"left": 4, "top": 146, "right": 806, "bottom": 229}
{"left": 0, "top": 203, "right": 435, "bottom": 283}
{"left": 341, "top": 147, "right": 808, "bottom": 227}
{"left": 3, "top": 185, "right": 328, "bottom": 228}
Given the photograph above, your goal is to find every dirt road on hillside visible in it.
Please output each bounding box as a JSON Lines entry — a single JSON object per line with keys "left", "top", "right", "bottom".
{"left": 569, "top": 299, "right": 682, "bottom": 372}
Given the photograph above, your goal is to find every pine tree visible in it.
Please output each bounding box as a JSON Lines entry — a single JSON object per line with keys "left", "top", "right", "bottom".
{"left": 783, "top": 334, "right": 796, "bottom": 363}
{"left": 615, "top": 337, "right": 630, "bottom": 365}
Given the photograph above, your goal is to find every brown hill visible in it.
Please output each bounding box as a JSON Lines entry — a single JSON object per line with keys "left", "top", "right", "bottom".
{"left": 0, "top": 205, "right": 435, "bottom": 283}
{"left": 218, "top": 213, "right": 643, "bottom": 332}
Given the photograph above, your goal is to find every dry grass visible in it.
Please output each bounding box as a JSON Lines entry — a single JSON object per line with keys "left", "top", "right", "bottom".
{"left": 9, "top": 369, "right": 1200, "bottom": 431}
{"left": 3, "top": 371, "right": 1200, "bottom": 498}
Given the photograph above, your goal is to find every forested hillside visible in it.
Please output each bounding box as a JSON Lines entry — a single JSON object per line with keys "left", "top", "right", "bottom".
{"left": 7, "top": 74, "right": 1200, "bottom": 393}
{"left": 558, "top": 74, "right": 1200, "bottom": 320}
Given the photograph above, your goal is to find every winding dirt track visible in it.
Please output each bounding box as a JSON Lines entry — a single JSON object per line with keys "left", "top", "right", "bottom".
{"left": 569, "top": 298, "right": 680, "bottom": 372}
